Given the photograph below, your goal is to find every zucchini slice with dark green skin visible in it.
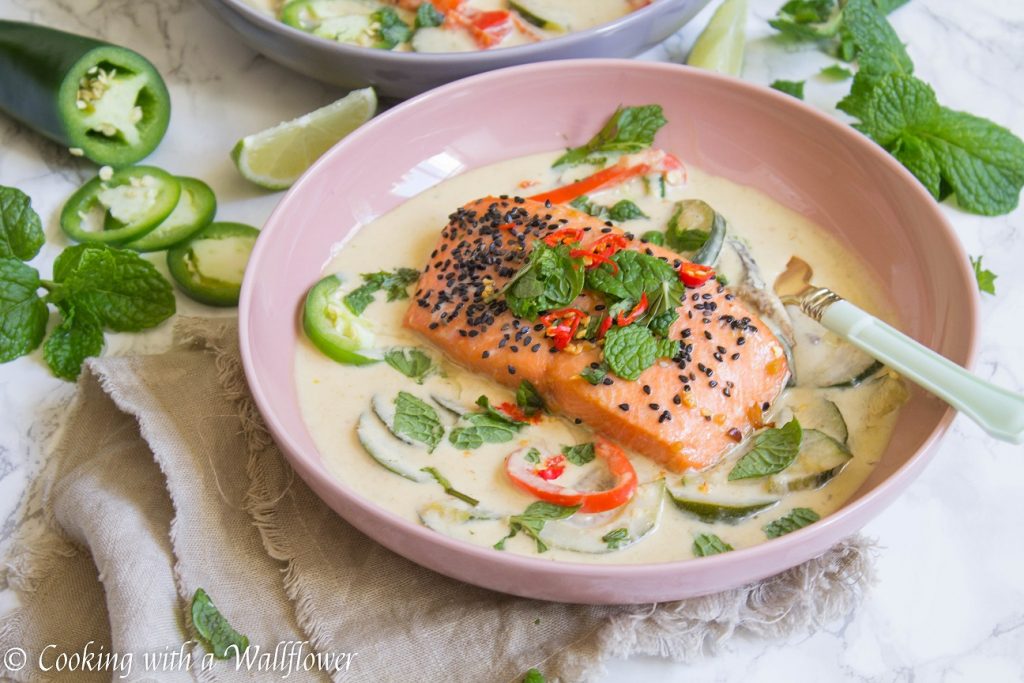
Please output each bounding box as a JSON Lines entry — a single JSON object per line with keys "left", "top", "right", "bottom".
{"left": 791, "top": 395, "right": 849, "bottom": 443}
{"left": 767, "top": 429, "right": 852, "bottom": 493}
{"left": 356, "top": 410, "right": 431, "bottom": 483}
{"left": 826, "top": 359, "right": 885, "bottom": 389}
{"left": 665, "top": 199, "right": 728, "bottom": 266}
{"left": 60, "top": 166, "right": 180, "bottom": 244}
{"left": 0, "top": 21, "right": 170, "bottom": 165}
{"left": 667, "top": 482, "right": 779, "bottom": 524}
{"left": 122, "top": 177, "right": 216, "bottom": 252}
{"left": 539, "top": 480, "right": 665, "bottom": 554}
{"left": 166, "top": 222, "right": 258, "bottom": 307}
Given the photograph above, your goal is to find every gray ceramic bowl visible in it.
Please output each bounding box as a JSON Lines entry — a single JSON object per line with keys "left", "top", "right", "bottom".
{"left": 199, "top": 0, "right": 711, "bottom": 98}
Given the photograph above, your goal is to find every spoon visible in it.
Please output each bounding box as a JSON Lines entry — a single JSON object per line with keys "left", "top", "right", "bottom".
{"left": 773, "top": 256, "right": 1024, "bottom": 444}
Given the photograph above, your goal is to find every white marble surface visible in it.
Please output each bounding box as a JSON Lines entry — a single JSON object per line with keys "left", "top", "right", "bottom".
{"left": 0, "top": 0, "right": 1022, "bottom": 681}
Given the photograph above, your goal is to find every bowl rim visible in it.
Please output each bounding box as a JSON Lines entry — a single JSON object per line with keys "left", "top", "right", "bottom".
{"left": 239, "top": 58, "right": 978, "bottom": 585}
{"left": 215, "top": 0, "right": 697, "bottom": 63}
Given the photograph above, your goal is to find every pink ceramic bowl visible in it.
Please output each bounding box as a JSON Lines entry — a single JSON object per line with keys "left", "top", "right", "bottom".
{"left": 239, "top": 60, "right": 978, "bottom": 604}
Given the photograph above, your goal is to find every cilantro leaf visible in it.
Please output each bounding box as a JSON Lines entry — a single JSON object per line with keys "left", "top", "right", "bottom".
{"left": 43, "top": 305, "right": 103, "bottom": 381}
{"left": 415, "top": 2, "right": 445, "bottom": 28}
{"left": 607, "top": 200, "right": 649, "bottom": 222}
{"left": 50, "top": 245, "right": 174, "bottom": 332}
{"left": 561, "top": 442, "right": 595, "bottom": 466}
{"left": 420, "top": 466, "right": 479, "bottom": 506}
{"left": 494, "top": 501, "right": 581, "bottom": 553}
{"left": 771, "top": 79, "right": 806, "bottom": 99}
{"left": 372, "top": 7, "right": 412, "bottom": 49}
{"left": 553, "top": 105, "right": 667, "bottom": 168}
{"left": 516, "top": 379, "right": 546, "bottom": 416}
{"left": 0, "top": 186, "right": 44, "bottom": 262}
{"left": 763, "top": 507, "right": 820, "bottom": 538}
{"left": 970, "top": 255, "right": 997, "bottom": 295}
{"left": 848, "top": 74, "right": 1024, "bottom": 215}
{"left": 0, "top": 258, "right": 47, "bottom": 363}
{"left": 384, "top": 347, "right": 433, "bottom": 384}
{"left": 602, "top": 527, "right": 630, "bottom": 550}
{"left": 693, "top": 533, "right": 734, "bottom": 557}
{"left": 393, "top": 391, "right": 444, "bottom": 452}
{"left": 504, "top": 243, "right": 584, "bottom": 319}
{"left": 344, "top": 267, "right": 420, "bottom": 315}
{"left": 603, "top": 324, "right": 657, "bottom": 381}
{"left": 819, "top": 64, "right": 853, "bottom": 80}
{"left": 580, "top": 364, "right": 607, "bottom": 385}
{"left": 191, "top": 588, "right": 249, "bottom": 659}
{"left": 728, "top": 418, "right": 803, "bottom": 480}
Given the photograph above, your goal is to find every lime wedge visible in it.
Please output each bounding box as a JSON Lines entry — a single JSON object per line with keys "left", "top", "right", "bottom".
{"left": 686, "top": 0, "right": 748, "bottom": 77}
{"left": 231, "top": 87, "right": 377, "bottom": 190}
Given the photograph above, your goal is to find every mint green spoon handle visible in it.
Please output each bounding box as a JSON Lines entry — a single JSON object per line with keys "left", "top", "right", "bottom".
{"left": 819, "top": 299, "right": 1024, "bottom": 444}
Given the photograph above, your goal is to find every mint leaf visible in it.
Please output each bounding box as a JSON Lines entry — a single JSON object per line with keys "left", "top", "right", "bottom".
{"left": 0, "top": 186, "right": 44, "bottom": 261}
{"left": 524, "top": 447, "right": 541, "bottom": 464}
{"left": 393, "top": 391, "right": 444, "bottom": 452}
{"left": 665, "top": 202, "right": 711, "bottom": 253}
{"left": 449, "top": 398, "right": 523, "bottom": 449}
{"left": 191, "top": 588, "right": 249, "bottom": 659}
{"left": 771, "top": 79, "right": 806, "bottom": 99}
{"left": 970, "top": 256, "right": 997, "bottom": 295}
{"left": 693, "top": 533, "right": 734, "bottom": 557}
{"left": 586, "top": 249, "right": 678, "bottom": 303}
{"left": 553, "top": 105, "right": 667, "bottom": 168}
{"left": 603, "top": 324, "right": 657, "bottom": 381}
{"left": 649, "top": 309, "right": 678, "bottom": 337}
{"left": 0, "top": 258, "right": 47, "bottom": 363}
{"left": 385, "top": 347, "right": 433, "bottom": 384}
{"left": 602, "top": 527, "right": 630, "bottom": 550}
{"left": 51, "top": 245, "right": 174, "bottom": 332}
{"left": 819, "top": 64, "right": 853, "bottom": 80}
{"left": 420, "top": 466, "right": 479, "bottom": 506}
{"left": 607, "top": 200, "right": 648, "bottom": 222}
{"left": 43, "top": 305, "right": 103, "bottom": 381}
{"left": 372, "top": 7, "right": 412, "bottom": 49}
{"left": 523, "top": 669, "right": 546, "bottom": 683}
{"left": 516, "top": 379, "right": 546, "bottom": 416}
{"left": 654, "top": 337, "right": 680, "bottom": 359}
{"left": 504, "top": 243, "right": 584, "bottom": 320}
{"left": 835, "top": 0, "right": 913, "bottom": 119}
{"left": 763, "top": 507, "right": 820, "bottom": 538}
{"left": 850, "top": 74, "right": 1024, "bottom": 215}
{"left": 449, "top": 427, "right": 484, "bottom": 449}
{"left": 728, "top": 418, "right": 803, "bottom": 480}
{"left": 561, "top": 442, "right": 595, "bottom": 466}
{"left": 640, "top": 230, "right": 665, "bottom": 246}
{"left": 580, "top": 364, "right": 607, "bottom": 385}
{"left": 415, "top": 2, "right": 445, "bottom": 28}
{"left": 769, "top": 0, "right": 842, "bottom": 41}
{"left": 344, "top": 267, "right": 420, "bottom": 314}
{"left": 569, "top": 195, "right": 607, "bottom": 218}
{"left": 495, "top": 501, "right": 581, "bottom": 553}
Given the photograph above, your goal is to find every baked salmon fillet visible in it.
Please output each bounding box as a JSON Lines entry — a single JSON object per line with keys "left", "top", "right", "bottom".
{"left": 404, "top": 196, "right": 790, "bottom": 472}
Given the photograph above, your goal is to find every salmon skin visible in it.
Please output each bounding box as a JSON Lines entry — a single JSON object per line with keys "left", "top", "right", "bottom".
{"left": 404, "top": 196, "right": 790, "bottom": 472}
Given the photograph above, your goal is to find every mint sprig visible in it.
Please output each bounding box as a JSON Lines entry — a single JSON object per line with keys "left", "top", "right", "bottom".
{"left": 191, "top": 588, "right": 249, "bottom": 660}
{"left": 553, "top": 105, "right": 667, "bottom": 168}
{"left": 0, "top": 258, "right": 48, "bottom": 363}
{"left": 344, "top": 267, "right": 420, "bottom": 315}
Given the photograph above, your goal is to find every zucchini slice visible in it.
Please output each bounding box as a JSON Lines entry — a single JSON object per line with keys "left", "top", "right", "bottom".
{"left": 788, "top": 307, "right": 882, "bottom": 388}
{"left": 355, "top": 410, "right": 430, "bottom": 483}
{"left": 791, "top": 395, "right": 849, "bottom": 443}
{"left": 766, "top": 428, "right": 852, "bottom": 493}
{"left": 418, "top": 501, "right": 502, "bottom": 536}
{"left": 827, "top": 360, "right": 885, "bottom": 388}
{"left": 538, "top": 481, "right": 665, "bottom": 554}
{"left": 370, "top": 393, "right": 418, "bottom": 447}
{"left": 868, "top": 375, "right": 910, "bottom": 420}
{"left": 509, "top": 0, "right": 569, "bottom": 32}
{"left": 431, "top": 394, "right": 468, "bottom": 417}
{"left": 668, "top": 481, "right": 778, "bottom": 524}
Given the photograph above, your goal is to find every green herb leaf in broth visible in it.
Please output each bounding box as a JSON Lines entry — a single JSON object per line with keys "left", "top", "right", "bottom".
{"left": 561, "top": 442, "right": 595, "bottom": 466}
{"left": 602, "top": 528, "right": 630, "bottom": 550}
{"left": 494, "top": 501, "right": 582, "bottom": 553}
{"left": 763, "top": 507, "right": 821, "bottom": 538}
{"left": 728, "top": 418, "right": 803, "bottom": 480}
{"left": 393, "top": 391, "right": 444, "bottom": 452}
{"left": 384, "top": 347, "right": 433, "bottom": 383}
{"left": 553, "top": 105, "right": 667, "bottom": 168}
{"left": 420, "top": 466, "right": 479, "bottom": 506}
{"left": 515, "top": 379, "right": 546, "bottom": 416}
{"left": 692, "top": 533, "right": 734, "bottom": 557}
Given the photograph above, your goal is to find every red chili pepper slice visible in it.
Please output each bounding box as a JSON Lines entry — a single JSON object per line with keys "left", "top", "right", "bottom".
{"left": 616, "top": 292, "right": 649, "bottom": 326}
{"left": 497, "top": 402, "right": 542, "bottom": 425}
{"left": 539, "top": 307, "right": 585, "bottom": 351}
{"left": 542, "top": 227, "right": 584, "bottom": 247}
{"left": 505, "top": 438, "right": 638, "bottom": 513}
{"left": 597, "top": 315, "right": 613, "bottom": 340}
{"left": 534, "top": 454, "right": 566, "bottom": 481}
{"left": 452, "top": 9, "right": 513, "bottom": 47}
{"left": 677, "top": 262, "right": 716, "bottom": 288}
{"left": 568, "top": 248, "right": 619, "bottom": 274}
{"left": 529, "top": 160, "right": 652, "bottom": 205}
{"left": 591, "top": 233, "right": 629, "bottom": 256}
{"left": 497, "top": 222, "right": 516, "bottom": 231}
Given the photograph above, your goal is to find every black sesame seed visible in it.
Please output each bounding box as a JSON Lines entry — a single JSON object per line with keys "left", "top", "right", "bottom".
{"left": 618, "top": 403, "right": 630, "bottom": 411}
{"left": 507, "top": 365, "right": 516, "bottom": 375}
{"left": 704, "top": 331, "right": 713, "bottom": 340}
{"left": 482, "top": 351, "right": 490, "bottom": 359}
{"left": 648, "top": 403, "right": 659, "bottom": 410}
{"left": 602, "top": 378, "right": 614, "bottom": 386}
{"left": 642, "top": 385, "right": 652, "bottom": 395}
{"left": 672, "top": 395, "right": 682, "bottom": 405}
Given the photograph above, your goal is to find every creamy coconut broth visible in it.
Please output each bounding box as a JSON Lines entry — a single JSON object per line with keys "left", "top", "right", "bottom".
{"left": 246, "top": 0, "right": 646, "bottom": 52}
{"left": 295, "top": 151, "right": 907, "bottom": 564}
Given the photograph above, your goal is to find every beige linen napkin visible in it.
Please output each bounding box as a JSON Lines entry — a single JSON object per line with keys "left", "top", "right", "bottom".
{"left": 0, "top": 318, "right": 874, "bottom": 683}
